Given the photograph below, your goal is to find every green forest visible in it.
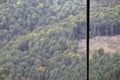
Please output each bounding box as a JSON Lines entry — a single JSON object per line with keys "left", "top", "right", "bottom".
{"left": 0, "top": 0, "right": 120, "bottom": 80}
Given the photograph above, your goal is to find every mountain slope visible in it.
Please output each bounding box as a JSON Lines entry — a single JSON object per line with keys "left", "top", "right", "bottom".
{"left": 0, "top": 0, "right": 120, "bottom": 80}
{"left": 0, "top": 0, "right": 87, "bottom": 79}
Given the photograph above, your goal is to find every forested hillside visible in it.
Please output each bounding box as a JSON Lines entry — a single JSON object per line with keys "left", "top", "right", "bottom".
{"left": 0, "top": 0, "right": 86, "bottom": 80}
{"left": 0, "top": 0, "right": 120, "bottom": 80}
{"left": 90, "top": 0, "right": 120, "bottom": 37}
{"left": 89, "top": 0, "right": 120, "bottom": 80}
{"left": 79, "top": 0, "right": 120, "bottom": 80}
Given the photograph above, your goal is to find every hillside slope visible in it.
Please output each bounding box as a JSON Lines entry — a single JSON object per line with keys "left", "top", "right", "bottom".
{"left": 0, "top": 0, "right": 120, "bottom": 80}
{"left": 0, "top": 0, "right": 87, "bottom": 80}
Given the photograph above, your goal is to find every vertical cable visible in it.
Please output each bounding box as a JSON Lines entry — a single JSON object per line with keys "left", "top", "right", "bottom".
{"left": 86, "top": 0, "right": 90, "bottom": 80}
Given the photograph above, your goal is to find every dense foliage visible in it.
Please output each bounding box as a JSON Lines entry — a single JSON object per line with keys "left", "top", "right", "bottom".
{"left": 90, "top": 0, "right": 120, "bottom": 37}
{"left": 89, "top": 1, "right": 120, "bottom": 80}
{"left": 90, "top": 51, "right": 120, "bottom": 80}
{"left": 0, "top": 0, "right": 120, "bottom": 80}
{"left": 0, "top": 0, "right": 86, "bottom": 80}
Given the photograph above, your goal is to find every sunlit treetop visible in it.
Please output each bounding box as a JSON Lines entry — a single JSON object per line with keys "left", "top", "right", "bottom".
{"left": 16, "top": 1, "right": 23, "bottom": 6}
